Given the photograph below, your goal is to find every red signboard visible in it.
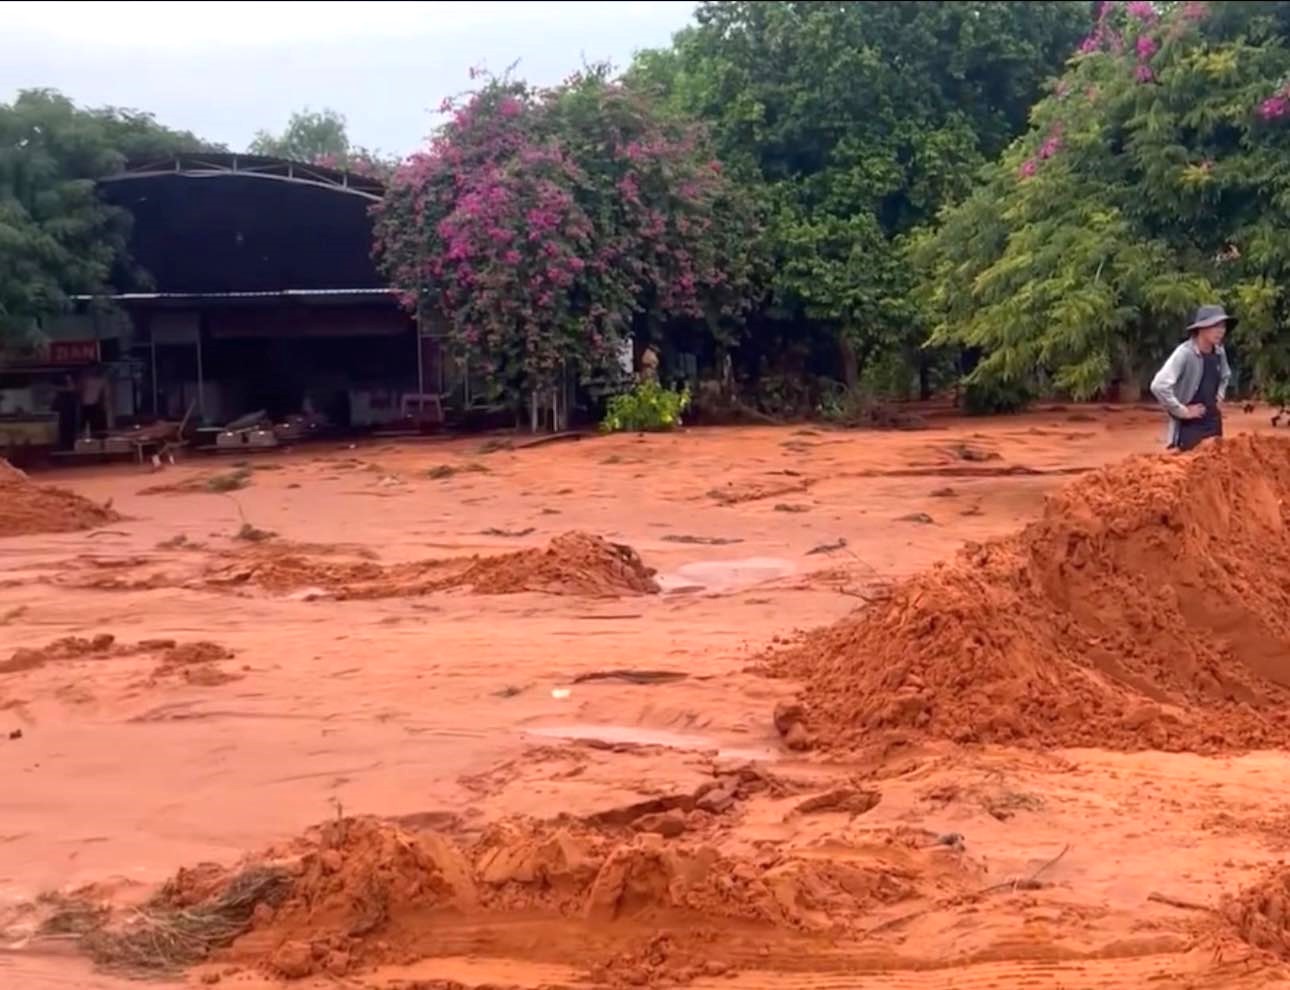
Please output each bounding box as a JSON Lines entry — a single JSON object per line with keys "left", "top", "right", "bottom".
{"left": 48, "top": 340, "right": 100, "bottom": 365}
{"left": 0, "top": 339, "right": 100, "bottom": 369}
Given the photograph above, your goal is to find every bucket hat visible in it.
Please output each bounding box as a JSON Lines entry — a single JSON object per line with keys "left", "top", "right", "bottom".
{"left": 1186, "top": 304, "right": 1237, "bottom": 332}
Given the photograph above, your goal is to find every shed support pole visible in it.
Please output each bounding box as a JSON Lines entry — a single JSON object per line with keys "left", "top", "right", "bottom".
{"left": 195, "top": 323, "right": 205, "bottom": 421}
{"left": 150, "top": 331, "right": 158, "bottom": 416}
{"left": 416, "top": 308, "right": 425, "bottom": 417}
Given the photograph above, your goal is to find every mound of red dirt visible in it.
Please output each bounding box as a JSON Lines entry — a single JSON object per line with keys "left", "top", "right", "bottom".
{"left": 238, "top": 817, "right": 477, "bottom": 979}
{"left": 462, "top": 531, "right": 658, "bottom": 597}
{"left": 1224, "top": 868, "right": 1290, "bottom": 959}
{"left": 0, "top": 459, "right": 119, "bottom": 538}
{"left": 770, "top": 435, "right": 1290, "bottom": 753}
{"left": 147, "top": 813, "right": 961, "bottom": 981}
{"left": 207, "top": 532, "right": 659, "bottom": 599}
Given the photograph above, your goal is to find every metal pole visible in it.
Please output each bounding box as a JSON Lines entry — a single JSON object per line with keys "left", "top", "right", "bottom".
{"left": 415, "top": 306, "right": 425, "bottom": 417}
{"left": 150, "top": 330, "right": 158, "bottom": 416}
{"left": 195, "top": 319, "right": 205, "bottom": 421}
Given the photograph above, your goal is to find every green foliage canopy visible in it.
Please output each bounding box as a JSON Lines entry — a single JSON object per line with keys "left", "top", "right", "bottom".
{"left": 0, "top": 89, "right": 207, "bottom": 342}
{"left": 915, "top": 1, "right": 1290, "bottom": 397}
{"left": 629, "top": 1, "right": 1090, "bottom": 374}
{"left": 248, "top": 107, "right": 349, "bottom": 162}
{"left": 249, "top": 107, "right": 395, "bottom": 179}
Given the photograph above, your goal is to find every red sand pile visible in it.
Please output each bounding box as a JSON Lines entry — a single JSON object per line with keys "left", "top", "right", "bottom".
{"left": 207, "top": 531, "right": 659, "bottom": 599}
{"left": 771, "top": 435, "right": 1290, "bottom": 752}
{"left": 0, "top": 459, "right": 118, "bottom": 538}
{"left": 463, "top": 531, "right": 658, "bottom": 596}
{"left": 1224, "top": 868, "right": 1290, "bottom": 959}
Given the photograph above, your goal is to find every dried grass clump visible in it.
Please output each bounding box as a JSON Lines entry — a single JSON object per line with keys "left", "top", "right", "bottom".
{"left": 44, "top": 866, "right": 291, "bottom": 975}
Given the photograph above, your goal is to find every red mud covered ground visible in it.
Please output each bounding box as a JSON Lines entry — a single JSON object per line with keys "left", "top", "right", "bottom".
{"left": 3, "top": 406, "right": 1290, "bottom": 989}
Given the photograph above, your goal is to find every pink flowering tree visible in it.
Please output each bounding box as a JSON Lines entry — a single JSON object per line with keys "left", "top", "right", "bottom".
{"left": 373, "top": 68, "right": 759, "bottom": 414}
{"left": 914, "top": 0, "right": 1290, "bottom": 399}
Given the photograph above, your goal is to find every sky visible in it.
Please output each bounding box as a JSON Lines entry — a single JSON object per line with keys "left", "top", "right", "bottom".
{"left": 0, "top": 1, "right": 698, "bottom": 157}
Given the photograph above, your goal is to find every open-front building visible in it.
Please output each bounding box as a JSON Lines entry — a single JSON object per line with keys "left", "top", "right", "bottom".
{"left": 0, "top": 153, "right": 461, "bottom": 462}
{"left": 97, "top": 154, "right": 438, "bottom": 436}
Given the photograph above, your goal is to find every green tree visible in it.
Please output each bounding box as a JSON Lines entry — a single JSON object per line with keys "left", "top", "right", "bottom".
{"left": 249, "top": 107, "right": 350, "bottom": 161}
{"left": 0, "top": 89, "right": 206, "bottom": 342}
{"left": 629, "top": 1, "right": 1090, "bottom": 394}
{"left": 914, "top": 0, "right": 1290, "bottom": 400}
{"left": 249, "top": 107, "right": 395, "bottom": 179}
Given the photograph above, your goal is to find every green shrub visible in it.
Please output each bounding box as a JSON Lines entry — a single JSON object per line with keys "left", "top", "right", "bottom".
{"left": 963, "top": 379, "right": 1033, "bottom": 416}
{"left": 601, "top": 382, "right": 691, "bottom": 433}
{"left": 816, "top": 381, "right": 928, "bottom": 430}
{"left": 815, "top": 380, "right": 867, "bottom": 423}
{"left": 205, "top": 468, "right": 252, "bottom": 493}
{"left": 1265, "top": 381, "right": 1290, "bottom": 409}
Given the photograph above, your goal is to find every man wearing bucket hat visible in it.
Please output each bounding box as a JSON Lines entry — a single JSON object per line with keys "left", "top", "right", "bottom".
{"left": 1149, "top": 304, "right": 1234, "bottom": 451}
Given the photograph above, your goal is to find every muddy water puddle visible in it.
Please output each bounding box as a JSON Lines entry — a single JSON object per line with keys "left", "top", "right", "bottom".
{"left": 523, "top": 723, "right": 778, "bottom": 761}
{"left": 658, "top": 556, "right": 796, "bottom": 594}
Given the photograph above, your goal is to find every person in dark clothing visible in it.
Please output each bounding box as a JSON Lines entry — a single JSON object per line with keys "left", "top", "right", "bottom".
{"left": 1177, "top": 345, "right": 1223, "bottom": 451}
{"left": 1149, "top": 304, "right": 1234, "bottom": 451}
{"left": 53, "top": 375, "right": 79, "bottom": 450}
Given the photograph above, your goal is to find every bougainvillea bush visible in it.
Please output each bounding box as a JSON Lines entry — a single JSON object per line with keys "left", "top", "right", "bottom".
{"left": 913, "top": 0, "right": 1290, "bottom": 398}
{"left": 373, "top": 67, "right": 760, "bottom": 414}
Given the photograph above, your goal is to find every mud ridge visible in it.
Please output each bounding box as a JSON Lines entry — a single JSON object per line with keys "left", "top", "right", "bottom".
{"left": 51, "top": 813, "right": 974, "bottom": 983}
{"left": 205, "top": 531, "right": 659, "bottom": 599}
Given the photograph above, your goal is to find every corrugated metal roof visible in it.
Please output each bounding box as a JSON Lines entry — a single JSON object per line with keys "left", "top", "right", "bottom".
{"left": 70, "top": 289, "right": 398, "bottom": 301}
{"left": 100, "top": 153, "right": 387, "bottom": 201}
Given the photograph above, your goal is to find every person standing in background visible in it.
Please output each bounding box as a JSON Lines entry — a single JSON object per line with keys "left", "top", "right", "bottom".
{"left": 639, "top": 345, "right": 660, "bottom": 385}
{"left": 78, "top": 364, "right": 110, "bottom": 436}
{"left": 1150, "top": 305, "right": 1233, "bottom": 451}
{"left": 53, "top": 374, "right": 79, "bottom": 450}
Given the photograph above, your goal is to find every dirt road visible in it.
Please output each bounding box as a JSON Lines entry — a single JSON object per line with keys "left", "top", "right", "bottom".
{"left": 3, "top": 406, "right": 1289, "bottom": 988}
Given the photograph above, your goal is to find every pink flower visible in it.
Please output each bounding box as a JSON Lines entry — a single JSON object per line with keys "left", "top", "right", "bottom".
{"left": 1038, "top": 135, "right": 1062, "bottom": 160}
{"left": 616, "top": 173, "right": 641, "bottom": 204}
{"left": 1259, "top": 94, "right": 1290, "bottom": 121}
{"left": 1181, "top": 2, "right": 1209, "bottom": 21}
{"left": 1018, "top": 158, "right": 1038, "bottom": 179}
{"left": 1126, "top": 1, "right": 1158, "bottom": 24}
{"left": 438, "top": 97, "right": 454, "bottom": 114}
{"left": 503, "top": 250, "right": 521, "bottom": 265}
{"left": 1079, "top": 34, "right": 1101, "bottom": 55}
{"left": 1136, "top": 34, "right": 1158, "bottom": 60}
{"left": 1135, "top": 64, "right": 1155, "bottom": 83}
{"left": 498, "top": 97, "right": 522, "bottom": 119}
